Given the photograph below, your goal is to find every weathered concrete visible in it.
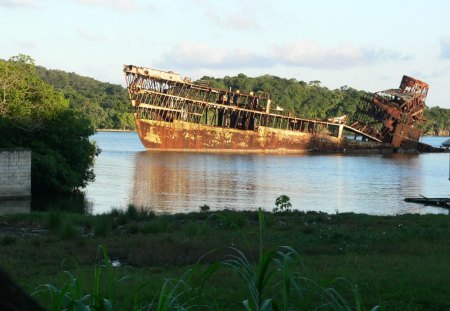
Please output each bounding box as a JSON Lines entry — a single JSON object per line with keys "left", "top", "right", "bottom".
{"left": 0, "top": 150, "right": 31, "bottom": 199}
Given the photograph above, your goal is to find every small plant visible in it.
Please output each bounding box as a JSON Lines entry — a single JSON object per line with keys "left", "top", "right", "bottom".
{"left": 126, "top": 204, "right": 139, "bottom": 220}
{"left": 32, "top": 245, "right": 124, "bottom": 311}
{"left": 199, "top": 204, "right": 210, "bottom": 212}
{"left": 223, "top": 209, "right": 304, "bottom": 310}
{"left": 273, "top": 195, "right": 292, "bottom": 213}
{"left": 145, "top": 257, "right": 220, "bottom": 310}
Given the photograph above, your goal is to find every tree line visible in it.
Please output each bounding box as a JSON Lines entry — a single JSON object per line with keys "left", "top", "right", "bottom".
{"left": 36, "top": 66, "right": 135, "bottom": 130}
{"left": 423, "top": 106, "right": 450, "bottom": 136}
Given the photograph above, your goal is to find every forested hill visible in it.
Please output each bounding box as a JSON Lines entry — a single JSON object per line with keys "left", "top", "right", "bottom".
{"left": 36, "top": 67, "right": 135, "bottom": 130}
{"left": 36, "top": 66, "right": 449, "bottom": 135}
{"left": 425, "top": 106, "right": 450, "bottom": 136}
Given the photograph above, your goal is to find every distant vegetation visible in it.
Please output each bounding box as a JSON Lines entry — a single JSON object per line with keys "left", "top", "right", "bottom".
{"left": 36, "top": 66, "right": 135, "bottom": 130}
{"left": 423, "top": 106, "right": 450, "bottom": 136}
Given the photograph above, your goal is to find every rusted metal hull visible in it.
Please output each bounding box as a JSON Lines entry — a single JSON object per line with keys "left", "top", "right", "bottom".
{"left": 135, "top": 117, "right": 393, "bottom": 153}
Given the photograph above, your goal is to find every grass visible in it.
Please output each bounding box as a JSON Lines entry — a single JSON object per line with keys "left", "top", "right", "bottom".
{"left": 1, "top": 208, "right": 450, "bottom": 310}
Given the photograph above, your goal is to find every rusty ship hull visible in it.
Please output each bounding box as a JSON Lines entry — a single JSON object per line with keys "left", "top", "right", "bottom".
{"left": 125, "top": 65, "right": 437, "bottom": 153}
{"left": 135, "top": 118, "right": 391, "bottom": 153}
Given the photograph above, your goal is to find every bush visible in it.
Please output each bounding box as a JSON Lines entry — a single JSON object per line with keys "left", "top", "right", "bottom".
{"left": 273, "top": 195, "right": 292, "bottom": 213}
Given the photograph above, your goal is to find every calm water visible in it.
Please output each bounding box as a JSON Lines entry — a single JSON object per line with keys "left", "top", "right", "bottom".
{"left": 2, "top": 132, "right": 448, "bottom": 215}
{"left": 82, "top": 132, "right": 449, "bottom": 215}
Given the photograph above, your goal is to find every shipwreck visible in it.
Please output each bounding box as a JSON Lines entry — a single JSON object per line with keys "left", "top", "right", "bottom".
{"left": 124, "top": 65, "right": 439, "bottom": 153}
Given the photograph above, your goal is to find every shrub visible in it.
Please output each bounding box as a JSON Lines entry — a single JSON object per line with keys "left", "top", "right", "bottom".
{"left": 273, "top": 195, "right": 292, "bottom": 213}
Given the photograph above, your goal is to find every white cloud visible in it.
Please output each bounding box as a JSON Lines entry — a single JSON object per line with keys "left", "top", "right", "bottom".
{"left": 191, "top": 0, "right": 260, "bottom": 31}
{"left": 158, "top": 43, "right": 270, "bottom": 69}
{"left": 270, "top": 41, "right": 409, "bottom": 69}
{"left": 158, "top": 41, "right": 409, "bottom": 71}
{"left": 0, "top": 0, "right": 39, "bottom": 8}
{"left": 439, "top": 36, "right": 450, "bottom": 59}
{"left": 430, "top": 66, "right": 450, "bottom": 78}
{"left": 74, "top": 0, "right": 139, "bottom": 12}
{"left": 17, "top": 40, "right": 38, "bottom": 49}
{"left": 76, "top": 28, "right": 109, "bottom": 42}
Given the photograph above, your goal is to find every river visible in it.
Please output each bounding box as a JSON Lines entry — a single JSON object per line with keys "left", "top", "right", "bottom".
{"left": 82, "top": 132, "right": 449, "bottom": 215}
{"left": 2, "top": 132, "right": 449, "bottom": 215}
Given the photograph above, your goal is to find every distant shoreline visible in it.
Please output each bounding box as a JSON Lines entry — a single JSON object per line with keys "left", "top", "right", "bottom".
{"left": 96, "top": 129, "right": 136, "bottom": 132}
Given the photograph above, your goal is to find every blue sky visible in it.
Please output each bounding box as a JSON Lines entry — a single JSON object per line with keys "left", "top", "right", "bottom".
{"left": 1, "top": 0, "right": 450, "bottom": 108}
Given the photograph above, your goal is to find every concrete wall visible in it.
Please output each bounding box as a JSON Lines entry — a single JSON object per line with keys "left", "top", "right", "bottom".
{"left": 0, "top": 150, "right": 31, "bottom": 198}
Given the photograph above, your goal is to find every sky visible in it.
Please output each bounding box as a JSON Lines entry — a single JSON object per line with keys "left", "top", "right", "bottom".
{"left": 1, "top": 0, "right": 450, "bottom": 108}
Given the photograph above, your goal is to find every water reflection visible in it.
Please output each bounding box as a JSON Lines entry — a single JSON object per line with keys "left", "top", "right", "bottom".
{"left": 8, "top": 132, "right": 446, "bottom": 216}
{"left": 131, "top": 152, "right": 262, "bottom": 213}
{"left": 0, "top": 192, "right": 91, "bottom": 215}
{"left": 130, "top": 151, "right": 449, "bottom": 215}
{"left": 0, "top": 198, "right": 30, "bottom": 215}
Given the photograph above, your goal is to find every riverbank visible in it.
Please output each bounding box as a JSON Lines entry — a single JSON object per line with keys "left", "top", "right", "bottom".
{"left": 1, "top": 208, "right": 450, "bottom": 310}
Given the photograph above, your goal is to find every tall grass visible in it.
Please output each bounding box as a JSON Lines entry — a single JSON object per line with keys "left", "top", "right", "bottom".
{"left": 223, "top": 209, "right": 377, "bottom": 311}
{"left": 145, "top": 254, "right": 220, "bottom": 311}
{"left": 32, "top": 245, "right": 129, "bottom": 311}
{"left": 223, "top": 210, "right": 305, "bottom": 310}
{"left": 32, "top": 208, "right": 377, "bottom": 310}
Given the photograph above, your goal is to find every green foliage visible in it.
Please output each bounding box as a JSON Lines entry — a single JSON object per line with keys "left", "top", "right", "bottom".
{"left": 199, "top": 204, "right": 210, "bottom": 212}
{"left": 423, "top": 106, "right": 450, "bottom": 135}
{"left": 223, "top": 209, "right": 375, "bottom": 311}
{"left": 0, "top": 55, "right": 99, "bottom": 194}
{"left": 28, "top": 209, "right": 376, "bottom": 311}
{"left": 45, "top": 211, "right": 62, "bottom": 231}
{"left": 36, "top": 66, "right": 135, "bottom": 130}
{"left": 273, "top": 195, "right": 292, "bottom": 213}
{"left": 147, "top": 260, "right": 220, "bottom": 311}
{"left": 140, "top": 218, "right": 171, "bottom": 235}
{"left": 0, "top": 54, "right": 67, "bottom": 130}
{"left": 94, "top": 216, "right": 113, "bottom": 237}
{"left": 32, "top": 245, "right": 123, "bottom": 311}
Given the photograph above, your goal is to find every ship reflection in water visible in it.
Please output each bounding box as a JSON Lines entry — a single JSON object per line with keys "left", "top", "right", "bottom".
{"left": 131, "top": 152, "right": 263, "bottom": 214}
{"left": 128, "top": 149, "right": 449, "bottom": 215}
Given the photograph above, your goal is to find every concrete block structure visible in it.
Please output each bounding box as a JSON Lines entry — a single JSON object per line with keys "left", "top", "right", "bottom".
{"left": 0, "top": 150, "right": 31, "bottom": 198}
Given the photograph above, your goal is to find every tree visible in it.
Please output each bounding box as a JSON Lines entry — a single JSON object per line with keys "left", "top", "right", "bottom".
{"left": 0, "top": 54, "right": 60, "bottom": 130}
{"left": 424, "top": 106, "right": 450, "bottom": 135}
{"left": 273, "top": 195, "right": 292, "bottom": 213}
{"left": 0, "top": 55, "right": 99, "bottom": 194}
{"left": 35, "top": 66, "right": 135, "bottom": 130}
